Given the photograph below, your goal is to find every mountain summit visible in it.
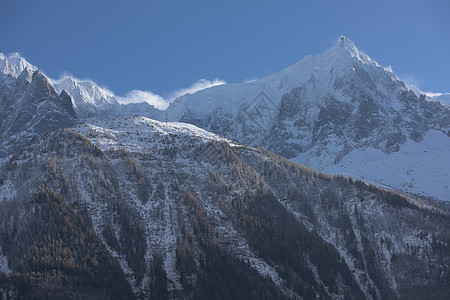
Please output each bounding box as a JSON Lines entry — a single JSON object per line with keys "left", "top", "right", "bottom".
{"left": 337, "top": 36, "right": 374, "bottom": 64}
{"left": 0, "top": 52, "right": 37, "bottom": 78}
{"left": 164, "top": 37, "right": 450, "bottom": 200}
{"left": 164, "top": 36, "right": 387, "bottom": 126}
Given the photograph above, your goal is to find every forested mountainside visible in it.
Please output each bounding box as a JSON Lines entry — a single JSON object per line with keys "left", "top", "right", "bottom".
{"left": 0, "top": 116, "right": 448, "bottom": 299}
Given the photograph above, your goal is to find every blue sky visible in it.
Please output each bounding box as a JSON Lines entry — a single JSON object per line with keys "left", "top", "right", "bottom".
{"left": 1, "top": 0, "right": 449, "bottom": 97}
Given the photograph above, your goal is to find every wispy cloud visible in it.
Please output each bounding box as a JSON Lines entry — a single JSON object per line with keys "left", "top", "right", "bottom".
{"left": 244, "top": 78, "right": 258, "bottom": 83}
{"left": 167, "top": 78, "right": 226, "bottom": 100}
{"left": 118, "top": 78, "right": 226, "bottom": 110}
{"left": 424, "top": 92, "right": 445, "bottom": 97}
{"left": 53, "top": 72, "right": 226, "bottom": 110}
{"left": 399, "top": 73, "right": 425, "bottom": 89}
{"left": 118, "top": 90, "right": 168, "bottom": 110}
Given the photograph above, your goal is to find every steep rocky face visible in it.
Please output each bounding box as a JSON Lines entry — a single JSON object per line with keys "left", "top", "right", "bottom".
{"left": 266, "top": 80, "right": 449, "bottom": 164}
{"left": 0, "top": 69, "right": 78, "bottom": 156}
{"left": 0, "top": 116, "right": 448, "bottom": 299}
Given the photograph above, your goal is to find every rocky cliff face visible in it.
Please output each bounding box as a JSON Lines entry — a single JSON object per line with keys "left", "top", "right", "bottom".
{"left": 0, "top": 116, "right": 448, "bottom": 299}
{"left": 266, "top": 77, "right": 449, "bottom": 163}
{"left": 0, "top": 68, "right": 78, "bottom": 156}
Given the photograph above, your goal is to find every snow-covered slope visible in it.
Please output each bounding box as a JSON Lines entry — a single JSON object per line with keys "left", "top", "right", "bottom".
{"left": 75, "top": 116, "right": 236, "bottom": 155}
{"left": 297, "top": 130, "right": 450, "bottom": 200}
{"left": 165, "top": 37, "right": 450, "bottom": 201}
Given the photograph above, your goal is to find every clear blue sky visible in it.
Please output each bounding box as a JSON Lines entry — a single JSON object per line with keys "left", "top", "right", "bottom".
{"left": 1, "top": 0, "right": 449, "bottom": 96}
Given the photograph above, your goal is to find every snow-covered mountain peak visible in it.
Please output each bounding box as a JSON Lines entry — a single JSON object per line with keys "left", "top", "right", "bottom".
{"left": 52, "top": 76, "right": 120, "bottom": 118}
{"left": 54, "top": 76, "right": 113, "bottom": 95}
{"left": 338, "top": 36, "right": 361, "bottom": 55}
{"left": 166, "top": 36, "right": 393, "bottom": 126}
{"left": 0, "top": 52, "right": 37, "bottom": 78}
{"left": 164, "top": 37, "right": 449, "bottom": 201}
{"left": 318, "top": 36, "right": 377, "bottom": 67}
{"left": 339, "top": 36, "right": 373, "bottom": 63}
{"left": 53, "top": 76, "right": 117, "bottom": 103}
